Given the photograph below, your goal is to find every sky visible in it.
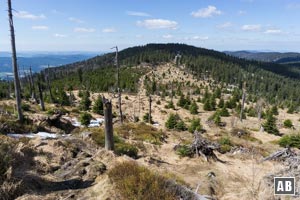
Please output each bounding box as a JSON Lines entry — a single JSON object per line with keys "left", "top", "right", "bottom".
{"left": 1, "top": 0, "right": 300, "bottom": 52}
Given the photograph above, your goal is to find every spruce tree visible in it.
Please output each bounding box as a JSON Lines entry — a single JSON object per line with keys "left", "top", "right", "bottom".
{"left": 92, "top": 95, "right": 104, "bottom": 115}
{"left": 262, "top": 113, "right": 279, "bottom": 135}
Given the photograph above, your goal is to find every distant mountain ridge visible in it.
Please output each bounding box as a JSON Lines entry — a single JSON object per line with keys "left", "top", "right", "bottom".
{"left": 0, "top": 53, "right": 98, "bottom": 79}
{"left": 224, "top": 51, "right": 300, "bottom": 64}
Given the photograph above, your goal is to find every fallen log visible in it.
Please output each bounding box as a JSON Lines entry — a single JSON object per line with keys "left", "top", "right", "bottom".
{"left": 262, "top": 148, "right": 296, "bottom": 162}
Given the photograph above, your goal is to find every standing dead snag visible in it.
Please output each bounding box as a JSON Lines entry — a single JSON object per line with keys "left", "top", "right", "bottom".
{"left": 111, "top": 46, "right": 123, "bottom": 124}
{"left": 149, "top": 95, "right": 152, "bottom": 124}
{"left": 240, "top": 82, "right": 246, "bottom": 122}
{"left": 103, "top": 97, "right": 114, "bottom": 151}
{"left": 37, "top": 75, "right": 45, "bottom": 111}
{"left": 29, "top": 66, "right": 38, "bottom": 104}
{"left": 7, "top": 0, "right": 23, "bottom": 122}
{"left": 45, "top": 65, "right": 55, "bottom": 103}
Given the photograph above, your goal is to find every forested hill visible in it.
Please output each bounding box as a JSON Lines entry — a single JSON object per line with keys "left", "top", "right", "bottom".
{"left": 46, "top": 43, "right": 300, "bottom": 104}
{"left": 225, "top": 51, "right": 300, "bottom": 64}
{"left": 47, "top": 43, "right": 300, "bottom": 79}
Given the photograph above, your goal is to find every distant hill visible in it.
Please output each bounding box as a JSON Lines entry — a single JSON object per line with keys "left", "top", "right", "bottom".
{"left": 224, "top": 51, "right": 300, "bottom": 64}
{"left": 0, "top": 53, "right": 98, "bottom": 79}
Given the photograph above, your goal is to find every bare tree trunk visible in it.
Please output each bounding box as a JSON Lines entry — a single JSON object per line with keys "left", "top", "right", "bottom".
{"left": 29, "top": 66, "right": 38, "bottom": 103}
{"left": 46, "top": 65, "right": 55, "bottom": 103}
{"left": 103, "top": 97, "right": 114, "bottom": 151}
{"left": 7, "top": 0, "right": 23, "bottom": 122}
{"left": 240, "top": 82, "right": 246, "bottom": 122}
{"left": 149, "top": 95, "right": 152, "bottom": 124}
{"left": 38, "top": 81, "right": 45, "bottom": 111}
{"left": 112, "top": 46, "right": 123, "bottom": 124}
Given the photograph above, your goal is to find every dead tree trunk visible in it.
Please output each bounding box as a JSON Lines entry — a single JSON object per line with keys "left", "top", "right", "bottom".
{"left": 112, "top": 46, "right": 123, "bottom": 124}
{"left": 7, "top": 0, "right": 23, "bottom": 122}
{"left": 38, "top": 80, "right": 45, "bottom": 111}
{"left": 29, "top": 66, "right": 38, "bottom": 104}
{"left": 149, "top": 95, "right": 152, "bottom": 124}
{"left": 103, "top": 97, "right": 114, "bottom": 151}
{"left": 240, "top": 82, "right": 246, "bottom": 122}
{"left": 46, "top": 65, "right": 55, "bottom": 103}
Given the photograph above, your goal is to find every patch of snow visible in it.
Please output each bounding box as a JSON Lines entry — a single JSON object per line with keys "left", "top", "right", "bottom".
{"left": 7, "top": 132, "right": 60, "bottom": 139}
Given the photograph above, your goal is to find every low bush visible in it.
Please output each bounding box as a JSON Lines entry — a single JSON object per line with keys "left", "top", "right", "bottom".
{"left": 283, "top": 119, "right": 293, "bottom": 128}
{"left": 218, "top": 137, "right": 233, "bottom": 153}
{"left": 80, "top": 112, "right": 92, "bottom": 127}
{"left": 108, "top": 161, "right": 176, "bottom": 200}
{"left": 278, "top": 134, "right": 300, "bottom": 148}
{"left": 176, "top": 145, "right": 193, "bottom": 157}
{"left": 21, "top": 104, "right": 30, "bottom": 111}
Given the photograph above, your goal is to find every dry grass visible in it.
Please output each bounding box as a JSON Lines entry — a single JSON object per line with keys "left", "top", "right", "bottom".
{"left": 115, "top": 122, "right": 166, "bottom": 145}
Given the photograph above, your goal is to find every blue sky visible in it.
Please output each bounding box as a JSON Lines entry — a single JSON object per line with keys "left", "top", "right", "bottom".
{"left": 1, "top": 0, "right": 300, "bottom": 52}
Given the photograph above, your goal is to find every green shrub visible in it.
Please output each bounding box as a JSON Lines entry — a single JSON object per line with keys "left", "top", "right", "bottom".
{"left": 188, "top": 118, "right": 202, "bottom": 133}
{"left": 279, "top": 134, "right": 300, "bottom": 148}
{"left": 80, "top": 112, "right": 92, "bottom": 127}
{"left": 21, "top": 104, "right": 30, "bottom": 111}
{"left": 165, "top": 114, "right": 178, "bottom": 129}
{"left": 218, "top": 137, "right": 233, "bottom": 153}
{"left": 165, "top": 101, "right": 175, "bottom": 109}
{"left": 79, "top": 91, "right": 91, "bottom": 111}
{"left": 262, "top": 113, "right": 279, "bottom": 135}
{"left": 219, "top": 106, "right": 230, "bottom": 117}
{"left": 108, "top": 161, "right": 176, "bottom": 200}
{"left": 92, "top": 95, "right": 104, "bottom": 115}
{"left": 176, "top": 145, "right": 193, "bottom": 157}
{"left": 175, "top": 121, "right": 187, "bottom": 131}
{"left": 283, "top": 119, "right": 293, "bottom": 128}
{"left": 115, "top": 143, "right": 138, "bottom": 158}
{"left": 0, "top": 141, "right": 12, "bottom": 180}
{"left": 189, "top": 101, "right": 198, "bottom": 114}
{"left": 165, "top": 114, "right": 186, "bottom": 131}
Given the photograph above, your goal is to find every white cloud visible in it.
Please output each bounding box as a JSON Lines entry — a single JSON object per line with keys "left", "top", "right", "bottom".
{"left": 217, "top": 22, "right": 233, "bottom": 29}
{"left": 74, "top": 27, "right": 96, "bottom": 33}
{"left": 15, "top": 11, "right": 46, "bottom": 20}
{"left": 163, "top": 34, "right": 173, "bottom": 39}
{"left": 238, "top": 10, "right": 247, "bottom": 15}
{"left": 192, "top": 36, "right": 209, "bottom": 40}
{"left": 69, "top": 17, "right": 84, "bottom": 23}
{"left": 126, "top": 11, "right": 150, "bottom": 17}
{"left": 32, "top": 26, "right": 49, "bottom": 30}
{"left": 264, "top": 29, "right": 282, "bottom": 34}
{"left": 286, "top": 3, "right": 300, "bottom": 9}
{"left": 53, "top": 33, "right": 67, "bottom": 38}
{"left": 102, "top": 28, "right": 116, "bottom": 33}
{"left": 191, "top": 6, "right": 222, "bottom": 18}
{"left": 185, "top": 36, "right": 209, "bottom": 40}
{"left": 241, "top": 24, "right": 261, "bottom": 31}
{"left": 137, "top": 19, "right": 178, "bottom": 29}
